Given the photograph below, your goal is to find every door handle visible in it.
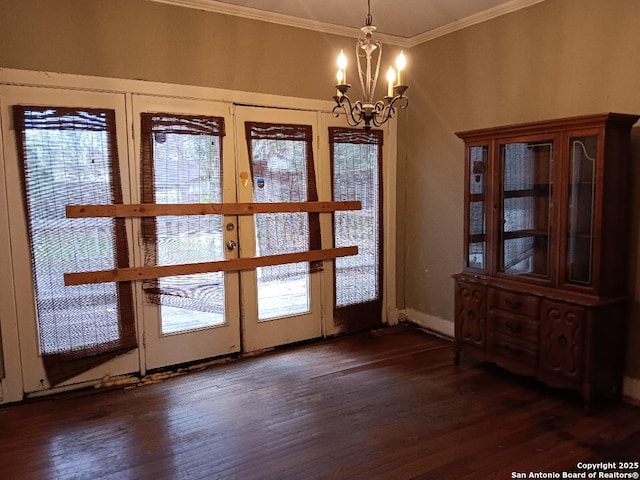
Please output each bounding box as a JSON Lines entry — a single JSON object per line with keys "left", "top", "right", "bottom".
{"left": 226, "top": 240, "right": 237, "bottom": 251}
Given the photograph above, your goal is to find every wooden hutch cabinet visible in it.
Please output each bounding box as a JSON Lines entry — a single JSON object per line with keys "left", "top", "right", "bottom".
{"left": 453, "top": 113, "right": 638, "bottom": 410}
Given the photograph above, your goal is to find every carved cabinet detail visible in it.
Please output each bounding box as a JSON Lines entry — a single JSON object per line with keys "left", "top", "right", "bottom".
{"left": 454, "top": 281, "right": 486, "bottom": 347}
{"left": 539, "top": 300, "right": 584, "bottom": 382}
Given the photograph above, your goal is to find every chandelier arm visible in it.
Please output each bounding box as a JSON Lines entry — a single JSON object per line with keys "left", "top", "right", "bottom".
{"left": 371, "top": 100, "right": 393, "bottom": 127}
{"left": 391, "top": 95, "right": 409, "bottom": 111}
{"left": 371, "top": 95, "right": 409, "bottom": 127}
{"left": 332, "top": 95, "right": 363, "bottom": 127}
{"left": 332, "top": 95, "right": 350, "bottom": 120}
{"left": 332, "top": 94, "right": 351, "bottom": 115}
{"left": 352, "top": 100, "right": 365, "bottom": 125}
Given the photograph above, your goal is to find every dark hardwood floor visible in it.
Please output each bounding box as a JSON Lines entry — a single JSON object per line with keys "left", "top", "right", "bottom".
{"left": 1, "top": 325, "right": 639, "bottom": 480}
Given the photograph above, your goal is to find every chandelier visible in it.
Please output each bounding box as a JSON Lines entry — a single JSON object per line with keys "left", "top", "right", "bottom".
{"left": 332, "top": 0, "right": 409, "bottom": 131}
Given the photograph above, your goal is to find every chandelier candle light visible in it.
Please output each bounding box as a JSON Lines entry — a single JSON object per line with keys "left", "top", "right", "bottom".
{"left": 333, "top": 0, "right": 409, "bottom": 130}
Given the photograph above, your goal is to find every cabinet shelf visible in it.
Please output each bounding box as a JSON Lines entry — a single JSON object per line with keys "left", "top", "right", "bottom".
{"left": 567, "top": 232, "right": 593, "bottom": 240}
{"left": 502, "top": 185, "right": 550, "bottom": 199}
{"left": 469, "top": 234, "right": 486, "bottom": 243}
{"left": 502, "top": 229, "right": 549, "bottom": 239}
{"left": 571, "top": 181, "right": 595, "bottom": 186}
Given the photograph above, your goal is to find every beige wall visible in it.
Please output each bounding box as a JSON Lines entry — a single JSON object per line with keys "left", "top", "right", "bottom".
{"left": 0, "top": 0, "right": 351, "bottom": 97}
{"left": 1, "top": 0, "right": 639, "bottom": 383}
{"left": 402, "top": 0, "right": 640, "bottom": 379}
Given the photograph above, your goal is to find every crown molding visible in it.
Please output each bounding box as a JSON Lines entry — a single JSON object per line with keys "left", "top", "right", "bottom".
{"left": 406, "top": 0, "right": 545, "bottom": 47}
{"left": 147, "top": 0, "right": 545, "bottom": 49}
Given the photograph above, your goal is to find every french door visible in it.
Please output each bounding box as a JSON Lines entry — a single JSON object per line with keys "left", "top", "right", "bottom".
{"left": 1, "top": 86, "right": 139, "bottom": 392}
{"left": 0, "top": 83, "right": 387, "bottom": 398}
{"left": 234, "top": 107, "right": 324, "bottom": 352}
{"left": 131, "top": 95, "right": 241, "bottom": 370}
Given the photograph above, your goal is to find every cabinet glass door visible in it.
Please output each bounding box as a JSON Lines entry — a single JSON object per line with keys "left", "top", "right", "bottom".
{"left": 500, "top": 140, "right": 553, "bottom": 278}
{"left": 467, "top": 145, "right": 487, "bottom": 270}
{"left": 566, "top": 135, "right": 597, "bottom": 285}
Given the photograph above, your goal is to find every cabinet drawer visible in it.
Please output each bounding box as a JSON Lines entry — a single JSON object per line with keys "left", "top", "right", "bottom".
{"left": 488, "top": 288, "right": 539, "bottom": 318}
{"left": 488, "top": 311, "right": 538, "bottom": 342}
{"left": 488, "top": 332, "right": 538, "bottom": 366}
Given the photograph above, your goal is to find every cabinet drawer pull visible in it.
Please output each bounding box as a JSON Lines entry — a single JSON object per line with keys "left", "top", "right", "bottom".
{"left": 505, "top": 321, "right": 521, "bottom": 333}
{"left": 504, "top": 344, "right": 521, "bottom": 357}
{"left": 557, "top": 334, "right": 567, "bottom": 346}
{"left": 504, "top": 298, "right": 522, "bottom": 309}
{"left": 467, "top": 309, "right": 476, "bottom": 320}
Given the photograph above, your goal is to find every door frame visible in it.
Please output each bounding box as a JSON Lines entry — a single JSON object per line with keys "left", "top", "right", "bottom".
{"left": 0, "top": 67, "right": 398, "bottom": 404}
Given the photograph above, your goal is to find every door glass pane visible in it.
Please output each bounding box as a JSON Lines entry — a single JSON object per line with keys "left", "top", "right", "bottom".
{"left": 567, "top": 136, "right": 597, "bottom": 284}
{"left": 246, "top": 123, "right": 313, "bottom": 321}
{"left": 140, "top": 114, "right": 226, "bottom": 334}
{"left": 500, "top": 141, "right": 553, "bottom": 278}
{"left": 468, "top": 145, "right": 487, "bottom": 270}
{"left": 331, "top": 128, "right": 381, "bottom": 307}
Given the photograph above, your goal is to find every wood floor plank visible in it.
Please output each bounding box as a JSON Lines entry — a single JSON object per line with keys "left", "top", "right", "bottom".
{"left": 0, "top": 325, "right": 638, "bottom": 479}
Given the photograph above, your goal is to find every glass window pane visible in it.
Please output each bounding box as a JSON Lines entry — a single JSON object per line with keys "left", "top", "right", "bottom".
{"left": 248, "top": 132, "right": 311, "bottom": 321}
{"left": 567, "top": 136, "right": 597, "bottom": 285}
{"left": 501, "top": 141, "right": 553, "bottom": 278}
{"left": 18, "top": 109, "right": 124, "bottom": 354}
{"left": 468, "top": 146, "right": 487, "bottom": 270}
{"left": 332, "top": 140, "right": 380, "bottom": 307}
{"left": 141, "top": 115, "right": 226, "bottom": 334}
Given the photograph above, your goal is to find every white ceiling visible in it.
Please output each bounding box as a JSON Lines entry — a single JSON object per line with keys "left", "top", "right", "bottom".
{"left": 154, "top": 0, "right": 545, "bottom": 46}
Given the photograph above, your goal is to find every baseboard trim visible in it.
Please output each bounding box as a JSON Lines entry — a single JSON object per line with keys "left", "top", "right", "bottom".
{"left": 403, "top": 308, "right": 454, "bottom": 339}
